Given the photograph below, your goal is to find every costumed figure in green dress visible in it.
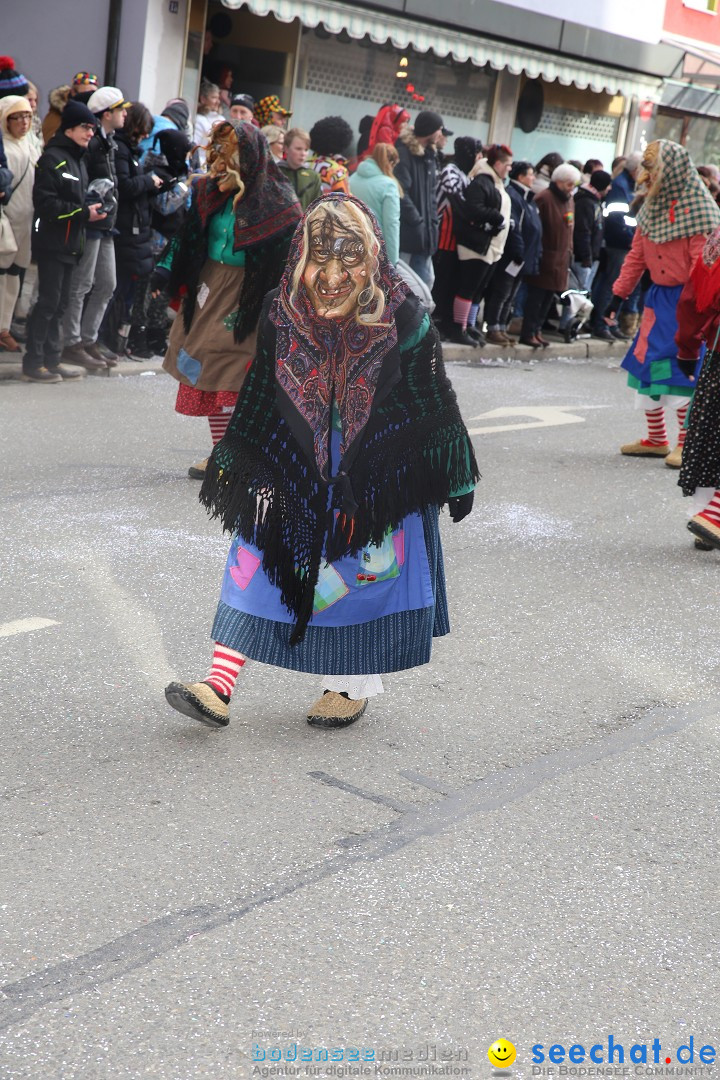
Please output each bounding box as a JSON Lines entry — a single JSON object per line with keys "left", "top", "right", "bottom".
{"left": 157, "top": 120, "right": 301, "bottom": 478}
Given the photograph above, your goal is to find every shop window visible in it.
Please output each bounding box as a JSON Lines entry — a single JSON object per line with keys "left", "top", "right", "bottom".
{"left": 294, "top": 29, "right": 496, "bottom": 149}
{"left": 511, "top": 79, "right": 622, "bottom": 170}
{"left": 188, "top": 2, "right": 299, "bottom": 108}
{"left": 683, "top": 116, "right": 720, "bottom": 166}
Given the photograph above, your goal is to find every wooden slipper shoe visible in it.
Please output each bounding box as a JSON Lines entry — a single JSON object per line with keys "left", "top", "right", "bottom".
{"left": 307, "top": 691, "right": 368, "bottom": 728}
{"left": 687, "top": 515, "right": 720, "bottom": 550}
{"left": 164, "top": 681, "right": 230, "bottom": 727}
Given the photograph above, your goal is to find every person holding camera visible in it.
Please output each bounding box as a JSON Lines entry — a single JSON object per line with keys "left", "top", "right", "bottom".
{"left": 24, "top": 101, "right": 107, "bottom": 382}
{"left": 61, "top": 86, "right": 130, "bottom": 371}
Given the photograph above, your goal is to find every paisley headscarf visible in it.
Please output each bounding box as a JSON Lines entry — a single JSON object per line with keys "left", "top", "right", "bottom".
{"left": 194, "top": 120, "right": 301, "bottom": 249}
{"left": 636, "top": 139, "right": 720, "bottom": 245}
{"left": 268, "top": 192, "right": 412, "bottom": 484}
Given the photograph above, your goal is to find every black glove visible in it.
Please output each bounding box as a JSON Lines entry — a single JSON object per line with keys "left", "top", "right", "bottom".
{"left": 150, "top": 266, "right": 170, "bottom": 294}
{"left": 677, "top": 358, "right": 698, "bottom": 379}
{"left": 448, "top": 491, "right": 474, "bottom": 523}
{"left": 604, "top": 294, "right": 624, "bottom": 321}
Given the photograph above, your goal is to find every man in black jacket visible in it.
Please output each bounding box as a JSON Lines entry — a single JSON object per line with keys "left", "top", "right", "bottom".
{"left": 395, "top": 109, "right": 445, "bottom": 286}
{"left": 60, "top": 87, "right": 129, "bottom": 370}
{"left": 24, "top": 101, "right": 107, "bottom": 382}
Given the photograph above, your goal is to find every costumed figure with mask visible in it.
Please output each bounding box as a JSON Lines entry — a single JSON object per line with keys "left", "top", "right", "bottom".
{"left": 673, "top": 225, "right": 720, "bottom": 549}
{"left": 164, "top": 193, "right": 479, "bottom": 730}
{"left": 156, "top": 121, "right": 301, "bottom": 477}
{"left": 605, "top": 140, "right": 720, "bottom": 468}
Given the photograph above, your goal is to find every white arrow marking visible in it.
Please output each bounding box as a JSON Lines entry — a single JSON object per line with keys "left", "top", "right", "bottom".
{"left": 467, "top": 405, "right": 609, "bottom": 435}
{"left": 0, "top": 618, "right": 60, "bottom": 639}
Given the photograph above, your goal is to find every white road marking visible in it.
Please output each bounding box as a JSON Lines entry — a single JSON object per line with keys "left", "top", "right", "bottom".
{"left": 78, "top": 559, "right": 177, "bottom": 692}
{"left": 0, "top": 618, "right": 60, "bottom": 638}
{"left": 467, "top": 404, "right": 610, "bottom": 435}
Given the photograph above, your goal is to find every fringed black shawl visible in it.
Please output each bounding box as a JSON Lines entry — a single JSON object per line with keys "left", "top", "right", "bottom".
{"left": 200, "top": 290, "right": 479, "bottom": 644}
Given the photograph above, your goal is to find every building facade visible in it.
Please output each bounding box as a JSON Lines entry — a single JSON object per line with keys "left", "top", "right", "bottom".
{"left": 6, "top": 0, "right": 720, "bottom": 164}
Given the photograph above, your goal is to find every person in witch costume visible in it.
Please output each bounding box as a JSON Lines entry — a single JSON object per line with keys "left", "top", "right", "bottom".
{"left": 674, "top": 224, "right": 720, "bottom": 549}
{"left": 605, "top": 140, "right": 720, "bottom": 468}
{"left": 156, "top": 121, "right": 301, "bottom": 478}
{"left": 164, "top": 192, "right": 479, "bottom": 730}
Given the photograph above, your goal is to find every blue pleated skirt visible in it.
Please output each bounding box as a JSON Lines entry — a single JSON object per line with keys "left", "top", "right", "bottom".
{"left": 211, "top": 506, "right": 449, "bottom": 674}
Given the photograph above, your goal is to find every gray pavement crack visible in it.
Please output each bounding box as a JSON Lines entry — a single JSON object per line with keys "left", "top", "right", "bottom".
{"left": 0, "top": 698, "right": 709, "bottom": 1032}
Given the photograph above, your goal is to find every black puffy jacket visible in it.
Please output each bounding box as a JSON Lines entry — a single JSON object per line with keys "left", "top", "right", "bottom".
{"left": 572, "top": 187, "right": 604, "bottom": 265}
{"left": 451, "top": 171, "right": 504, "bottom": 256}
{"left": 394, "top": 131, "right": 439, "bottom": 256}
{"left": 114, "top": 132, "right": 157, "bottom": 278}
{"left": 32, "top": 132, "right": 91, "bottom": 262}
{"left": 84, "top": 128, "right": 119, "bottom": 235}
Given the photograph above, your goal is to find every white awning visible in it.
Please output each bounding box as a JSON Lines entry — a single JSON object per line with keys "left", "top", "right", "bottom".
{"left": 223, "top": 0, "right": 663, "bottom": 100}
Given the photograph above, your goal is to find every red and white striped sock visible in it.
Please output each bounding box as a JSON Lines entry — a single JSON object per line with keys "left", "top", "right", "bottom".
{"left": 699, "top": 490, "right": 720, "bottom": 527}
{"left": 643, "top": 406, "right": 668, "bottom": 446}
{"left": 205, "top": 643, "right": 246, "bottom": 699}
{"left": 676, "top": 402, "right": 689, "bottom": 446}
{"left": 208, "top": 413, "right": 231, "bottom": 446}
{"left": 453, "top": 296, "right": 472, "bottom": 330}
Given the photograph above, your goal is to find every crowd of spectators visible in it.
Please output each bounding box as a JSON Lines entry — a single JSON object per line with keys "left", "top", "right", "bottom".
{"left": 2, "top": 48, "right": 718, "bottom": 384}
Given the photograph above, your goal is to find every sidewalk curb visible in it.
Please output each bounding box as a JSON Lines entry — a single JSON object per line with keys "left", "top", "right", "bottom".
{"left": 442, "top": 337, "right": 627, "bottom": 365}
{"left": 0, "top": 356, "right": 165, "bottom": 382}
{"left": 2, "top": 339, "right": 627, "bottom": 382}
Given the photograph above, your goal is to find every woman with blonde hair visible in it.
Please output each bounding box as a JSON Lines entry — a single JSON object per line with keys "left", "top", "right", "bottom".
{"left": 163, "top": 192, "right": 478, "bottom": 731}
{"left": 193, "top": 80, "right": 223, "bottom": 167}
{"left": 0, "top": 95, "right": 39, "bottom": 351}
{"left": 349, "top": 141, "right": 402, "bottom": 263}
{"left": 261, "top": 124, "right": 285, "bottom": 163}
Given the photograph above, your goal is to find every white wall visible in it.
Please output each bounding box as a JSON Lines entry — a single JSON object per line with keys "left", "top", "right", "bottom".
{"left": 138, "top": 0, "right": 189, "bottom": 112}
{"left": 493, "top": 0, "right": 666, "bottom": 44}
{"left": 2, "top": 0, "right": 111, "bottom": 108}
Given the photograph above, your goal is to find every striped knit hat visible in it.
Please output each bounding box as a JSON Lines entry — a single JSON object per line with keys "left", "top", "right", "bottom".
{"left": 0, "top": 57, "right": 29, "bottom": 99}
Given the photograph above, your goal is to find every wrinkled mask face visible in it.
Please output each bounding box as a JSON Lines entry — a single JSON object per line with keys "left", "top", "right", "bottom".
{"left": 302, "top": 215, "right": 372, "bottom": 319}
{"left": 207, "top": 124, "right": 241, "bottom": 191}
{"left": 639, "top": 141, "right": 661, "bottom": 189}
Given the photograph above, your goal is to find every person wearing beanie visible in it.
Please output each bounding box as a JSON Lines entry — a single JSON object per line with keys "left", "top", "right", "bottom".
{"left": 162, "top": 98, "right": 191, "bottom": 134}
{"left": 0, "top": 56, "right": 30, "bottom": 100}
{"left": 24, "top": 102, "right": 106, "bottom": 382}
{"left": 520, "top": 161, "right": 581, "bottom": 347}
{"left": 395, "top": 110, "right": 445, "bottom": 286}
{"left": 432, "top": 135, "right": 482, "bottom": 335}
{"left": 139, "top": 99, "right": 192, "bottom": 164}
{"left": 229, "top": 94, "right": 255, "bottom": 124}
{"left": 61, "top": 87, "right": 130, "bottom": 371}
{"left": 591, "top": 151, "right": 643, "bottom": 341}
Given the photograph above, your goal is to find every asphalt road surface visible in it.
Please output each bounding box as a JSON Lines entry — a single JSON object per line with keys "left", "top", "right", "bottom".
{"left": 0, "top": 357, "right": 717, "bottom": 1080}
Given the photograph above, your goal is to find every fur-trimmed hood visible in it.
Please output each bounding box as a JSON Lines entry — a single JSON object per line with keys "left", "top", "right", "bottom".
{"left": 398, "top": 129, "right": 426, "bottom": 157}
{"left": 48, "top": 85, "right": 71, "bottom": 111}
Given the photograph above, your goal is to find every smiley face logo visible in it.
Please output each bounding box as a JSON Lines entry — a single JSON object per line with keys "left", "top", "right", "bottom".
{"left": 488, "top": 1040, "right": 516, "bottom": 1068}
